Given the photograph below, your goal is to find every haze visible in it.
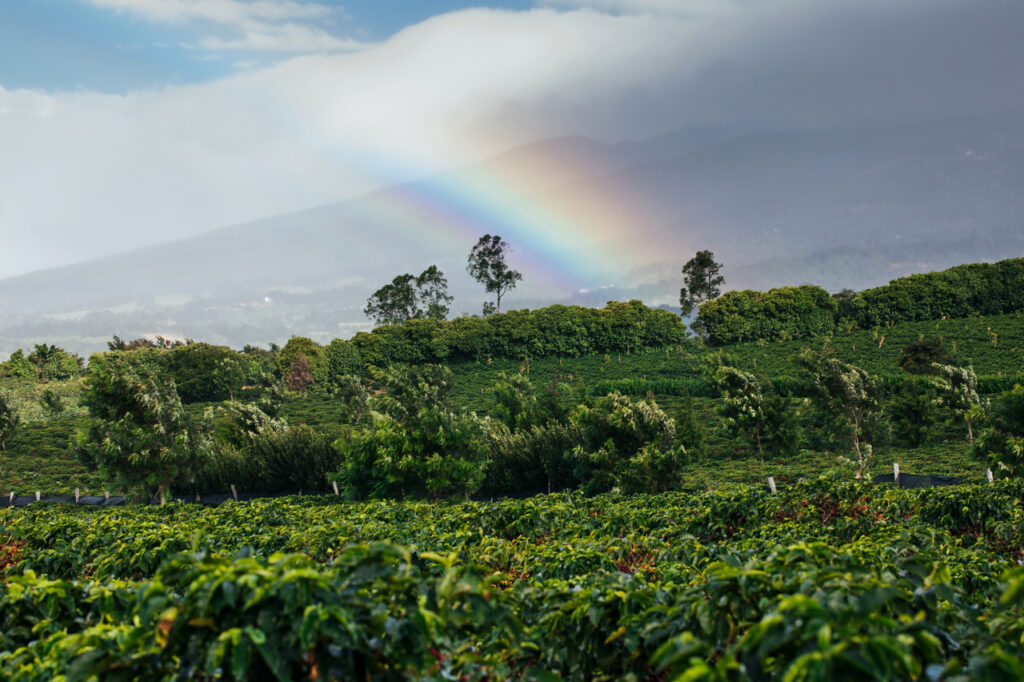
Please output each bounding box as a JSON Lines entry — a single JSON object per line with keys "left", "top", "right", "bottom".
{"left": 0, "top": 0, "right": 1021, "bottom": 355}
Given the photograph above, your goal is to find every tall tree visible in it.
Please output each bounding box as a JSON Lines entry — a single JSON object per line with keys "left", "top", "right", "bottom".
{"left": 364, "top": 266, "right": 453, "bottom": 325}
{"left": 467, "top": 234, "right": 522, "bottom": 314}
{"left": 680, "top": 250, "right": 724, "bottom": 317}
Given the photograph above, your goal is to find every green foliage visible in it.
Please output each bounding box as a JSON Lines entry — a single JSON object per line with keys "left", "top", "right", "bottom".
{"left": 351, "top": 299, "right": 687, "bottom": 366}
{"left": 483, "top": 420, "right": 581, "bottom": 495}
{"left": 24, "top": 345, "right": 81, "bottom": 382}
{"left": 3, "top": 482, "right": 1024, "bottom": 679}
{"left": 74, "top": 358, "right": 214, "bottom": 503}
{"left": 275, "top": 337, "right": 324, "bottom": 378}
{"left": 0, "top": 388, "right": 21, "bottom": 451}
{"left": 332, "top": 365, "right": 489, "bottom": 500}
{"left": 467, "top": 234, "right": 522, "bottom": 313}
{"left": 699, "top": 285, "right": 838, "bottom": 346}
{"left": 897, "top": 335, "right": 958, "bottom": 375}
{"left": 933, "top": 363, "right": 983, "bottom": 441}
{"left": 1, "top": 350, "right": 34, "bottom": 379}
{"left": 570, "top": 391, "right": 684, "bottom": 493}
{"left": 490, "top": 371, "right": 543, "bottom": 430}
{"left": 889, "top": 378, "right": 941, "bottom": 447}
{"left": 798, "top": 350, "right": 883, "bottom": 478}
{"left": 680, "top": 249, "right": 724, "bottom": 317}
{"left": 162, "top": 342, "right": 248, "bottom": 403}
{"left": 364, "top": 265, "right": 454, "bottom": 325}
{"left": 974, "top": 384, "right": 1024, "bottom": 476}
{"left": 840, "top": 257, "right": 1024, "bottom": 328}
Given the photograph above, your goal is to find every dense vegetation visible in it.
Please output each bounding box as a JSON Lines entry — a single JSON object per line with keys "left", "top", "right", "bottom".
{"left": 699, "top": 258, "right": 1024, "bottom": 345}
{"left": 2, "top": 257, "right": 1024, "bottom": 679}
{"left": 2, "top": 481, "right": 1024, "bottom": 679}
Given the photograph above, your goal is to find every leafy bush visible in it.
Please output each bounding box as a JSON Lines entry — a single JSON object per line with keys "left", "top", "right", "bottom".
{"left": 570, "top": 391, "right": 685, "bottom": 493}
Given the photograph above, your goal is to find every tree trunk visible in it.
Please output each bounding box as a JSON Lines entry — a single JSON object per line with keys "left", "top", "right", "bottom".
{"left": 755, "top": 429, "right": 764, "bottom": 465}
{"left": 966, "top": 418, "right": 974, "bottom": 442}
{"left": 496, "top": 290, "right": 502, "bottom": 314}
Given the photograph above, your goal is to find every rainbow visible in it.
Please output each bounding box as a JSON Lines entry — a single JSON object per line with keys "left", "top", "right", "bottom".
{"left": 310, "top": 139, "right": 685, "bottom": 294}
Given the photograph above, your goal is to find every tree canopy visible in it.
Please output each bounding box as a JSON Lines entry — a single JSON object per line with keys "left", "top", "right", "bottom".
{"left": 467, "top": 235, "right": 522, "bottom": 314}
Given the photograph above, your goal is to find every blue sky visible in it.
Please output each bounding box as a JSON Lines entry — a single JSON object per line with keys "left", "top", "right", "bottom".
{"left": 0, "top": 0, "right": 534, "bottom": 91}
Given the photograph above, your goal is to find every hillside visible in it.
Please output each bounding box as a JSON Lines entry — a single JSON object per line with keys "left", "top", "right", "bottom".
{"left": 2, "top": 114, "right": 1023, "bottom": 355}
{"left": 3, "top": 308, "right": 1020, "bottom": 497}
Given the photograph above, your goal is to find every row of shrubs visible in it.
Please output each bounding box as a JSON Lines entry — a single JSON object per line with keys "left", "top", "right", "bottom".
{"left": 699, "top": 257, "right": 1024, "bottom": 345}
{"left": 350, "top": 300, "right": 686, "bottom": 365}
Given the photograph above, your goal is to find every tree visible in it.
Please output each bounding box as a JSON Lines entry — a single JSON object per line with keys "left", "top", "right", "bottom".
{"left": 797, "top": 350, "right": 882, "bottom": 479}
{"left": 569, "top": 391, "right": 683, "bottom": 493}
{"left": 889, "top": 379, "right": 940, "bottom": 447}
{"left": 364, "top": 266, "right": 453, "bottom": 325}
{"left": 332, "top": 365, "right": 488, "bottom": 500}
{"left": 27, "top": 344, "right": 81, "bottom": 381}
{"left": 285, "top": 354, "right": 315, "bottom": 394}
{"left": 491, "top": 371, "right": 542, "bottom": 431}
{"left": 364, "top": 273, "right": 419, "bottom": 325}
{"left": 897, "top": 336, "right": 957, "bottom": 375}
{"left": 415, "top": 265, "right": 453, "bottom": 320}
{"left": 680, "top": 250, "right": 724, "bottom": 317}
{"left": 467, "top": 235, "right": 522, "bottom": 314}
{"left": 933, "top": 363, "right": 983, "bottom": 442}
{"left": 76, "top": 359, "right": 214, "bottom": 504}
{"left": 975, "top": 384, "right": 1024, "bottom": 477}
{"left": 0, "top": 389, "right": 20, "bottom": 451}
{"left": 716, "top": 367, "right": 768, "bottom": 463}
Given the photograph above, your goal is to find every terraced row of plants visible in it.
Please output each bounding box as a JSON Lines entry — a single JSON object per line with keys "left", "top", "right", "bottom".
{"left": 2, "top": 480, "right": 1023, "bottom": 680}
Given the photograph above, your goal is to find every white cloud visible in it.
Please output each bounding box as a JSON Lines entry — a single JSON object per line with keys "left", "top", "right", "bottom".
{"left": 0, "top": 8, "right": 700, "bottom": 276}
{"left": 539, "top": 0, "right": 744, "bottom": 18}
{"left": 86, "top": 0, "right": 365, "bottom": 53}
{"left": 197, "top": 23, "right": 367, "bottom": 52}
{"left": 2, "top": 1, "right": 1020, "bottom": 278}
{"left": 87, "top": 0, "right": 333, "bottom": 25}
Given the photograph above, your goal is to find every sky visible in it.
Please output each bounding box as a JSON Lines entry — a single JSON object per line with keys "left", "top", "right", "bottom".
{"left": 1, "top": 0, "right": 1021, "bottom": 278}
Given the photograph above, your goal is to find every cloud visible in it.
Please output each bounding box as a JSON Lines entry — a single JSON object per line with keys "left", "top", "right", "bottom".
{"left": 2, "top": 1, "right": 1022, "bottom": 278}
{"left": 86, "top": 0, "right": 366, "bottom": 53}
{"left": 86, "top": 0, "right": 333, "bottom": 25}
{"left": 539, "top": 0, "right": 743, "bottom": 18}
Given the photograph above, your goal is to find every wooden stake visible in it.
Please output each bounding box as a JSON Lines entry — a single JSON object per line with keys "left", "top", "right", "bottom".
{"left": 230, "top": 484, "right": 238, "bottom": 501}
{"left": 35, "top": 491, "right": 40, "bottom": 502}
{"left": 893, "top": 462, "right": 900, "bottom": 484}
{"left": 987, "top": 468, "right": 994, "bottom": 483}
{"left": 332, "top": 481, "right": 339, "bottom": 496}
{"left": 104, "top": 491, "right": 109, "bottom": 502}
{"left": 8, "top": 491, "right": 13, "bottom": 505}
{"left": 768, "top": 476, "right": 777, "bottom": 494}
{"left": 75, "top": 488, "right": 80, "bottom": 504}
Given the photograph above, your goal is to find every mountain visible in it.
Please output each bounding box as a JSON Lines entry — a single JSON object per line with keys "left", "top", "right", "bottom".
{"left": 1, "top": 114, "right": 1022, "bottom": 356}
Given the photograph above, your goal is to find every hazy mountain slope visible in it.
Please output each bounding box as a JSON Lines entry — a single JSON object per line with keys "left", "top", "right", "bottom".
{"left": 1, "top": 115, "right": 1022, "bottom": 355}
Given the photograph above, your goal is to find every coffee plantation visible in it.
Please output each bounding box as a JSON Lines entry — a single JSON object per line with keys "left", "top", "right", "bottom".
{"left": 2, "top": 480, "right": 1023, "bottom": 680}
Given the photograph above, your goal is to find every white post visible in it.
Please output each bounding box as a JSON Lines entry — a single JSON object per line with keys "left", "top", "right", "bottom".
{"left": 332, "top": 481, "right": 339, "bottom": 496}
{"left": 8, "top": 491, "right": 13, "bottom": 505}
{"left": 75, "top": 488, "right": 80, "bottom": 504}
{"left": 987, "top": 468, "right": 994, "bottom": 484}
{"left": 104, "top": 491, "right": 109, "bottom": 502}
{"left": 35, "top": 491, "right": 40, "bottom": 502}
{"left": 768, "top": 476, "right": 777, "bottom": 494}
{"left": 893, "top": 462, "right": 900, "bottom": 484}
{"left": 230, "top": 484, "right": 238, "bottom": 501}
